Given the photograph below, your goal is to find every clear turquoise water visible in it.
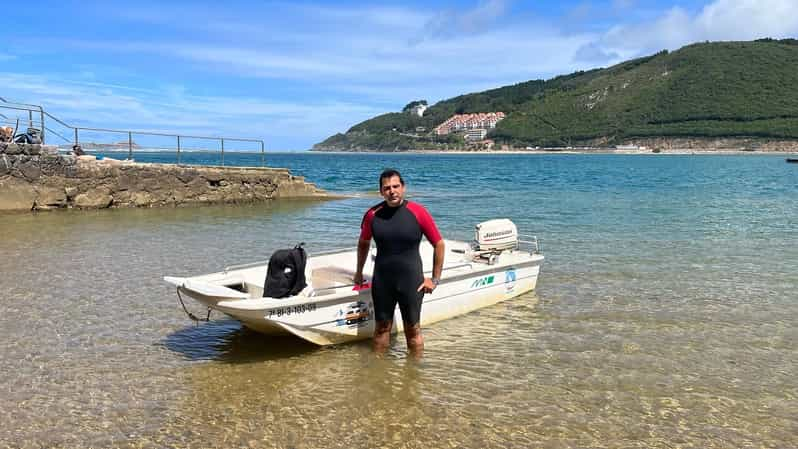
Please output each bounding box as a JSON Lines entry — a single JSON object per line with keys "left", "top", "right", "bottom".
{"left": 1, "top": 153, "right": 796, "bottom": 448}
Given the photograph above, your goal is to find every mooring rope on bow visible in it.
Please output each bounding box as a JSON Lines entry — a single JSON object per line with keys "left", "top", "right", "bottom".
{"left": 176, "top": 288, "right": 211, "bottom": 323}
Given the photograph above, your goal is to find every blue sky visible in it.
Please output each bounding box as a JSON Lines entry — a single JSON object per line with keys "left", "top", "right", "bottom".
{"left": 2, "top": 0, "right": 796, "bottom": 150}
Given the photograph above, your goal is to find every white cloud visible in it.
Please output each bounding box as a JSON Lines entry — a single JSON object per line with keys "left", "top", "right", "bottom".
{"left": 0, "top": 72, "right": 384, "bottom": 149}
{"left": 415, "top": 0, "right": 509, "bottom": 42}
{"left": 574, "top": 42, "right": 620, "bottom": 63}
{"left": 582, "top": 0, "right": 798, "bottom": 60}
{"left": 49, "top": 10, "right": 589, "bottom": 99}
{"left": 696, "top": 0, "right": 798, "bottom": 40}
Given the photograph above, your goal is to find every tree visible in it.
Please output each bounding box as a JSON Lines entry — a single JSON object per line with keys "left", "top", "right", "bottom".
{"left": 402, "top": 100, "right": 428, "bottom": 112}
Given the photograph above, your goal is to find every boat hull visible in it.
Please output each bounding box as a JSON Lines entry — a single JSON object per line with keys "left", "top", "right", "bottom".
{"left": 270, "top": 262, "right": 541, "bottom": 345}
{"left": 167, "top": 240, "right": 543, "bottom": 346}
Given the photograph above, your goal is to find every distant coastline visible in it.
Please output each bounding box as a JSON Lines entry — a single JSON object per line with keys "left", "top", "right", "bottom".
{"left": 315, "top": 147, "right": 798, "bottom": 156}
{"left": 312, "top": 136, "right": 798, "bottom": 154}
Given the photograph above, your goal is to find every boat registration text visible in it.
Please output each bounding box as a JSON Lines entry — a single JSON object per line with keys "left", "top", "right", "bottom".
{"left": 267, "top": 303, "right": 317, "bottom": 318}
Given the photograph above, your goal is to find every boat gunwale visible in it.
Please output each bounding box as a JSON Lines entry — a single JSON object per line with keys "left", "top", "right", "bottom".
{"left": 211, "top": 253, "right": 544, "bottom": 310}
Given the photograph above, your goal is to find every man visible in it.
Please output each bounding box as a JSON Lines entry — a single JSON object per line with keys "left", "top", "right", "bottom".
{"left": 354, "top": 169, "right": 445, "bottom": 357}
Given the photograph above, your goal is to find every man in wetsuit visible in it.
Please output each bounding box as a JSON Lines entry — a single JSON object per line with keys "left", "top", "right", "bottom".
{"left": 354, "top": 169, "right": 445, "bottom": 357}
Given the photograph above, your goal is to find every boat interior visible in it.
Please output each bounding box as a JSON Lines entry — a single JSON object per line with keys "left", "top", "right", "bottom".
{"left": 170, "top": 238, "right": 537, "bottom": 302}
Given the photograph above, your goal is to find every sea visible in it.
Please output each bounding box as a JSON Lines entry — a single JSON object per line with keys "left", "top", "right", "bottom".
{"left": 1, "top": 152, "right": 796, "bottom": 448}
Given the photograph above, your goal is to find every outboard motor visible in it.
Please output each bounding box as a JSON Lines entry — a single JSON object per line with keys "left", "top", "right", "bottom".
{"left": 468, "top": 219, "right": 519, "bottom": 265}
{"left": 263, "top": 244, "right": 307, "bottom": 298}
{"left": 474, "top": 219, "right": 518, "bottom": 251}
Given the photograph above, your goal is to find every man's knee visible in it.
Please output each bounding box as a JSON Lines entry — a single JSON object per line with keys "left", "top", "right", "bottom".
{"left": 373, "top": 320, "right": 392, "bottom": 353}
{"left": 404, "top": 323, "right": 423, "bottom": 344}
{"left": 374, "top": 320, "right": 392, "bottom": 337}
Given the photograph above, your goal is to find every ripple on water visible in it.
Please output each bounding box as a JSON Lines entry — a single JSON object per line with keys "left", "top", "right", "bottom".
{"left": 1, "top": 154, "right": 797, "bottom": 447}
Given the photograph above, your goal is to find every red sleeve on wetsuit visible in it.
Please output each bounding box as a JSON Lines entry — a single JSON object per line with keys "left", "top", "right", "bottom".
{"left": 359, "top": 208, "right": 376, "bottom": 241}
{"left": 406, "top": 201, "right": 442, "bottom": 245}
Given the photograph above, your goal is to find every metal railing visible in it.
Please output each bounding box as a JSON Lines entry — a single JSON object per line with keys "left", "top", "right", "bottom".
{"left": 517, "top": 234, "right": 541, "bottom": 254}
{"left": 0, "top": 97, "right": 267, "bottom": 166}
{"left": 0, "top": 97, "right": 46, "bottom": 142}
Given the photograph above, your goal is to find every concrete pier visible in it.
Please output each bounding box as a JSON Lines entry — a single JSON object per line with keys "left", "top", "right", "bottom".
{"left": 0, "top": 143, "right": 328, "bottom": 212}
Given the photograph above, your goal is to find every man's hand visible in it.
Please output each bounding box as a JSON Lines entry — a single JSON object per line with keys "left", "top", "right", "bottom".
{"left": 417, "top": 277, "right": 437, "bottom": 294}
{"left": 353, "top": 272, "right": 365, "bottom": 285}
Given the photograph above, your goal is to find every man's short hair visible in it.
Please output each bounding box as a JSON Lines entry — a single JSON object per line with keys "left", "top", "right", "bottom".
{"left": 379, "top": 168, "right": 404, "bottom": 188}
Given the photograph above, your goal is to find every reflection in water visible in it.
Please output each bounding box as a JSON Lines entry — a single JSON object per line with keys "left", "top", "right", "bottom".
{"left": 162, "top": 319, "right": 319, "bottom": 362}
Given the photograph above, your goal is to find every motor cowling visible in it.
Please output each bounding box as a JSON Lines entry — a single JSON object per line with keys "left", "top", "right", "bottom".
{"left": 474, "top": 219, "right": 518, "bottom": 251}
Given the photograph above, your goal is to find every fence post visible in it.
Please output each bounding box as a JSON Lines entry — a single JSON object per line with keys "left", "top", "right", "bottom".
{"left": 74, "top": 128, "right": 79, "bottom": 146}
{"left": 128, "top": 131, "right": 133, "bottom": 160}
{"left": 261, "top": 141, "right": 265, "bottom": 166}
{"left": 177, "top": 135, "right": 181, "bottom": 165}
{"left": 28, "top": 110, "right": 32, "bottom": 130}
{"left": 221, "top": 138, "right": 225, "bottom": 166}
{"left": 40, "top": 110, "right": 45, "bottom": 144}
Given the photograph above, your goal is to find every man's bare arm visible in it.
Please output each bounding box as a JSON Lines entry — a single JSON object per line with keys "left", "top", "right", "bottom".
{"left": 418, "top": 240, "right": 446, "bottom": 293}
{"left": 354, "top": 238, "right": 371, "bottom": 284}
{"left": 432, "top": 239, "right": 445, "bottom": 281}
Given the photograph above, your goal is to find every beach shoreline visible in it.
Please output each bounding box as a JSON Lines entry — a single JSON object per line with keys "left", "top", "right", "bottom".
{"left": 312, "top": 147, "right": 798, "bottom": 155}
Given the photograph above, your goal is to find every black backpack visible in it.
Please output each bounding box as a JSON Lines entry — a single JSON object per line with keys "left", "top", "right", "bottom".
{"left": 263, "top": 244, "right": 307, "bottom": 298}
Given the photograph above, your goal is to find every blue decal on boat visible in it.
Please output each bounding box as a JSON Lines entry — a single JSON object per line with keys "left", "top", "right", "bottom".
{"left": 505, "top": 269, "right": 517, "bottom": 292}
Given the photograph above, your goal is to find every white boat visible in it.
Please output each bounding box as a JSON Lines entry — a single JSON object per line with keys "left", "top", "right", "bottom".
{"left": 164, "top": 219, "right": 544, "bottom": 346}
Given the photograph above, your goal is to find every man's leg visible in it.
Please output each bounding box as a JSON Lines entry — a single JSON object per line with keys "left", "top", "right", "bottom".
{"left": 398, "top": 282, "right": 425, "bottom": 358}
{"left": 403, "top": 323, "right": 423, "bottom": 358}
{"left": 373, "top": 320, "right": 393, "bottom": 354}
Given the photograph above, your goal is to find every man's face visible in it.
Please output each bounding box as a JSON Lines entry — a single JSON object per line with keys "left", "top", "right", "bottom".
{"left": 380, "top": 175, "right": 405, "bottom": 207}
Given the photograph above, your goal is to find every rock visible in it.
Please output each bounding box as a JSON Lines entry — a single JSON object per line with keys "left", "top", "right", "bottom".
{"left": 64, "top": 186, "right": 79, "bottom": 199}
{"left": 64, "top": 165, "right": 78, "bottom": 177}
{"left": 170, "top": 190, "right": 187, "bottom": 203}
{"left": 0, "top": 180, "right": 36, "bottom": 210}
{"left": 34, "top": 186, "right": 67, "bottom": 209}
{"left": 3, "top": 144, "right": 23, "bottom": 155}
{"left": 131, "top": 191, "right": 154, "bottom": 207}
{"left": 117, "top": 173, "right": 138, "bottom": 191}
{"left": 275, "top": 178, "right": 325, "bottom": 198}
{"left": 41, "top": 145, "right": 59, "bottom": 155}
{"left": 112, "top": 190, "right": 132, "bottom": 205}
{"left": 176, "top": 169, "right": 199, "bottom": 183}
{"left": 187, "top": 176, "right": 207, "bottom": 191}
{"left": 0, "top": 154, "right": 11, "bottom": 176}
{"left": 204, "top": 171, "right": 224, "bottom": 182}
{"left": 18, "top": 161, "right": 42, "bottom": 180}
{"left": 74, "top": 188, "right": 113, "bottom": 208}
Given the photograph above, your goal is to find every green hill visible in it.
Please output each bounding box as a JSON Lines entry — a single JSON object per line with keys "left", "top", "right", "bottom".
{"left": 313, "top": 39, "right": 798, "bottom": 151}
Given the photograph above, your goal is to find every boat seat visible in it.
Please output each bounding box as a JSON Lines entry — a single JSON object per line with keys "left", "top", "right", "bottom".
{"left": 307, "top": 266, "right": 356, "bottom": 295}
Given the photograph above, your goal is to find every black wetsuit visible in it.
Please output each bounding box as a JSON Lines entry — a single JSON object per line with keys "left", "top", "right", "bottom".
{"left": 360, "top": 200, "right": 442, "bottom": 324}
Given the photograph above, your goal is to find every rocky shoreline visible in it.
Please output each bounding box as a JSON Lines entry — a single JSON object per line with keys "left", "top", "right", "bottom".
{"left": 0, "top": 143, "right": 328, "bottom": 212}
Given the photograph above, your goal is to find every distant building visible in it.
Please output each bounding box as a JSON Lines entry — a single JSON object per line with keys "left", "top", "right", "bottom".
{"left": 434, "top": 112, "right": 505, "bottom": 136}
{"left": 464, "top": 128, "right": 487, "bottom": 141}
{"left": 409, "top": 104, "right": 428, "bottom": 117}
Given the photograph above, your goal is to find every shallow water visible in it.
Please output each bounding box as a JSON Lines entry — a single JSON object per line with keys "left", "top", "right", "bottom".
{"left": 1, "top": 153, "right": 796, "bottom": 448}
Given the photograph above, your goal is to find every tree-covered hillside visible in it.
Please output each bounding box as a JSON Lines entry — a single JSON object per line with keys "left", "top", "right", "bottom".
{"left": 313, "top": 39, "right": 798, "bottom": 151}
